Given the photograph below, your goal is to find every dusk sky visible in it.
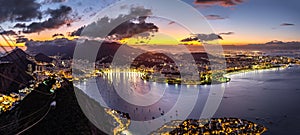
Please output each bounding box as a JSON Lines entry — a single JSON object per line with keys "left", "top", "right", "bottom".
{"left": 0, "top": 0, "right": 299, "bottom": 46}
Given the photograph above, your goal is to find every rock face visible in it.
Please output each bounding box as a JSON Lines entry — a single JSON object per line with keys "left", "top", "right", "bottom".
{"left": 0, "top": 48, "right": 35, "bottom": 94}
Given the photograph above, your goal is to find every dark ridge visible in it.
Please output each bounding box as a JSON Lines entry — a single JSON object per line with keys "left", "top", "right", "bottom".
{"left": 34, "top": 53, "right": 54, "bottom": 63}
{"left": 131, "top": 52, "right": 175, "bottom": 68}
{"left": 0, "top": 48, "right": 28, "bottom": 62}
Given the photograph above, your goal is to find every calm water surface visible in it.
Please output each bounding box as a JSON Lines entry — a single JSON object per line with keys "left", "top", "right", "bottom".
{"left": 76, "top": 66, "right": 300, "bottom": 134}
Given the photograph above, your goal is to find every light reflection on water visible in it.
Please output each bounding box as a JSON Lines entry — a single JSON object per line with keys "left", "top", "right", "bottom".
{"left": 76, "top": 71, "right": 208, "bottom": 133}
{"left": 94, "top": 71, "right": 204, "bottom": 121}
{"left": 76, "top": 66, "right": 300, "bottom": 134}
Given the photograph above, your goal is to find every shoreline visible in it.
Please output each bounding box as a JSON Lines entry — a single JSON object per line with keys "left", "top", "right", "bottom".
{"left": 224, "top": 64, "right": 291, "bottom": 77}
{"left": 140, "top": 77, "right": 230, "bottom": 85}
{"left": 141, "top": 64, "right": 293, "bottom": 86}
{"left": 75, "top": 63, "right": 293, "bottom": 86}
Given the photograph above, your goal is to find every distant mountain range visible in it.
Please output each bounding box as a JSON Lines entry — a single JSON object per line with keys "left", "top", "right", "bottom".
{"left": 26, "top": 39, "right": 300, "bottom": 57}
{"left": 223, "top": 40, "right": 300, "bottom": 50}
{"left": 26, "top": 38, "right": 77, "bottom": 60}
{"left": 26, "top": 38, "right": 142, "bottom": 62}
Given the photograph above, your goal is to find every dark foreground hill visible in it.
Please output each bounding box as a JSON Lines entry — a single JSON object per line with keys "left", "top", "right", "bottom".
{"left": 0, "top": 79, "right": 107, "bottom": 135}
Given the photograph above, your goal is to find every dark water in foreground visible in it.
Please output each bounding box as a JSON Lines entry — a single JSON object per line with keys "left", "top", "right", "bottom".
{"left": 76, "top": 66, "right": 300, "bottom": 134}
{"left": 215, "top": 66, "right": 300, "bottom": 134}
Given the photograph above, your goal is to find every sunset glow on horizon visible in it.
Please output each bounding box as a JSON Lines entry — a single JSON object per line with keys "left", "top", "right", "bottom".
{"left": 0, "top": 0, "right": 299, "bottom": 47}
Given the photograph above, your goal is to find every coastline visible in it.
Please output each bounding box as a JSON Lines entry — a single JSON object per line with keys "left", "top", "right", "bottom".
{"left": 141, "top": 73, "right": 230, "bottom": 85}
{"left": 224, "top": 64, "right": 291, "bottom": 77}
{"left": 74, "top": 63, "right": 293, "bottom": 86}
{"left": 142, "top": 63, "right": 295, "bottom": 86}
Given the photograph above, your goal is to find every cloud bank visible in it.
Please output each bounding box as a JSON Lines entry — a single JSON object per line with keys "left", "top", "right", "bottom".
{"left": 205, "top": 15, "right": 226, "bottom": 20}
{"left": 219, "top": 32, "right": 234, "bottom": 35}
{"left": 194, "top": 0, "right": 245, "bottom": 7}
{"left": 15, "top": 5, "right": 73, "bottom": 34}
{"left": 0, "top": 30, "right": 17, "bottom": 36}
{"left": 0, "top": 0, "right": 42, "bottom": 22}
{"left": 280, "top": 23, "right": 295, "bottom": 26}
{"left": 43, "top": 0, "right": 67, "bottom": 4}
{"left": 181, "top": 33, "right": 223, "bottom": 42}
{"left": 70, "top": 7, "right": 159, "bottom": 40}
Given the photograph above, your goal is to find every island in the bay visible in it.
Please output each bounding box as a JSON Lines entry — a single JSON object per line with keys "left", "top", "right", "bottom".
{"left": 151, "top": 118, "right": 267, "bottom": 135}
